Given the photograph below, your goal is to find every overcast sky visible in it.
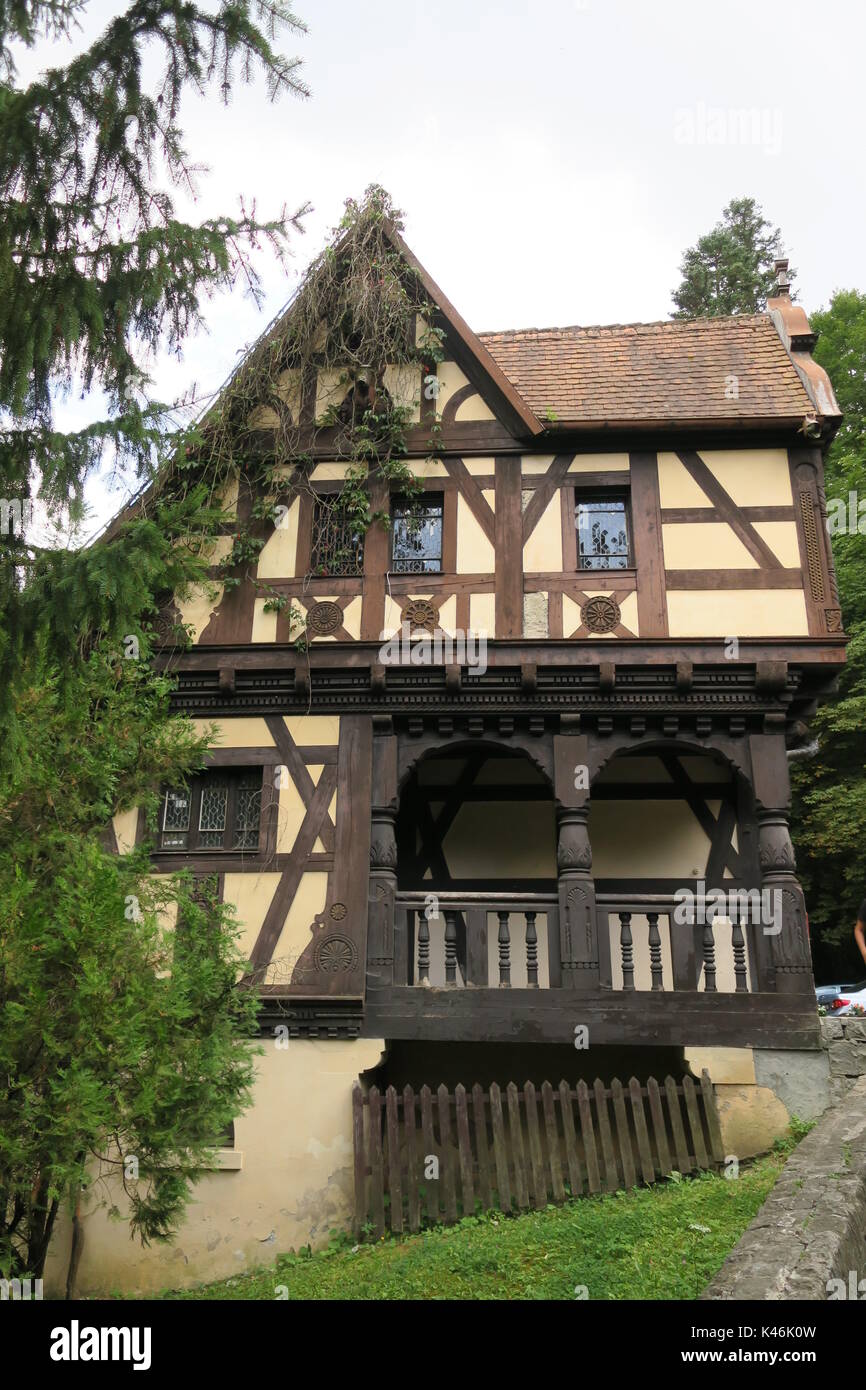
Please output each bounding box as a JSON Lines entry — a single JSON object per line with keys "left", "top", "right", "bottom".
{"left": 17, "top": 0, "right": 866, "bottom": 534}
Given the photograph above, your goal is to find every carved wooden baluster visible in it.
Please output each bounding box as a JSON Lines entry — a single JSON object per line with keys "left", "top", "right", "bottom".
{"left": 417, "top": 911, "right": 430, "bottom": 985}
{"left": 732, "top": 918, "right": 748, "bottom": 993}
{"left": 619, "top": 912, "right": 634, "bottom": 991}
{"left": 702, "top": 918, "right": 717, "bottom": 993}
{"left": 498, "top": 911, "right": 511, "bottom": 988}
{"left": 444, "top": 910, "right": 457, "bottom": 985}
{"left": 525, "top": 912, "right": 538, "bottom": 989}
{"left": 647, "top": 912, "right": 663, "bottom": 992}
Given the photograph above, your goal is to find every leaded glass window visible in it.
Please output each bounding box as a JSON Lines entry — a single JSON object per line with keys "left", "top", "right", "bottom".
{"left": 198, "top": 783, "right": 228, "bottom": 848}
{"left": 391, "top": 495, "right": 444, "bottom": 573}
{"left": 233, "top": 781, "right": 262, "bottom": 850}
{"left": 576, "top": 496, "right": 630, "bottom": 570}
{"left": 159, "top": 772, "right": 262, "bottom": 853}
{"left": 162, "top": 789, "right": 190, "bottom": 848}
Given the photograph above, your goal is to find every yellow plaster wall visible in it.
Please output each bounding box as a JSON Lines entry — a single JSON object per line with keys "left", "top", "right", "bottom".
{"left": 175, "top": 582, "right": 223, "bottom": 644}
{"left": 569, "top": 454, "right": 630, "bottom": 473}
{"left": 589, "top": 800, "right": 711, "bottom": 879}
{"left": 663, "top": 522, "right": 759, "bottom": 569}
{"left": 470, "top": 591, "right": 496, "bottom": 638}
{"left": 112, "top": 807, "right": 140, "bottom": 855}
{"left": 284, "top": 715, "right": 340, "bottom": 745}
{"left": 523, "top": 493, "right": 562, "bottom": 573}
{"left": 44, "top": 1040, "right": 387, "bottom": 1297}
{"left": 256, "top": 497, "right": 299, "bottom": 578}
{"left": 310, "top": 461, "right": 354, "bottom": 480}
{"left": 383, "top": 363, "right": 421, "bottom": 421}
{"left": 222, "top": 871, "right": 283, "bottom": 962}
{"left": 270, "top": 871, "right": 330, "bottom": 973}
{"left": 407, "top": 457, "right": 449, "bottom": 478}
{"left": 441, "top": 802, "right": 556, "bottom": 879}
{"left": 192, "top": 717, "right": 275, "bottom": 747}
{"left": 753, "top": 521, "right": 801, "bottom": 568}
{"left": 657, "top": 452, "right": 715, "bottom": 507}
{"left": 666, "top": 589, "right": 809, "bottom": 637}
{"left": 701, "top": 449, "right": 793, "bottom": 506}
{"left": 252, "top": 597, "right": 278, "bottom": 643}
{"left": 457, "top": 494, "right": 495, "bottom": 572}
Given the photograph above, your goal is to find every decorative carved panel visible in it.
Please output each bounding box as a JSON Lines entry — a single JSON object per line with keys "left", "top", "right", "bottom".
{"left": 307, "top": 600, "right": 344, "bottom": 636}
{"left": 581, "top": 595, "right": 621, "bottom": 634}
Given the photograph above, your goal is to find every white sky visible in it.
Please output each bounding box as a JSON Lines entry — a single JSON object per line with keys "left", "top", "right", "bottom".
{"left": 16, "top": 0, "right": 866, "bottom": 534}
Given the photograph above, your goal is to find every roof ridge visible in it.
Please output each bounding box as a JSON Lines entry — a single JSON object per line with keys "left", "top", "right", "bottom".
{"left": 478, "top": 314, "right": 772, "bottom": 338}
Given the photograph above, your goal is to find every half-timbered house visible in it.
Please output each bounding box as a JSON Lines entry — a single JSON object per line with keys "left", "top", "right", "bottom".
{"left": 49, "top": 224, "right": 845, "bottom": 1293}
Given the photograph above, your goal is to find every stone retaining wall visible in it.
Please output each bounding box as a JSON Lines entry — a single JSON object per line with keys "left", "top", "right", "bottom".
{"left": 703, "top": 1074, "right": 866, "bottom": 1300}
{"left": 821, "top": 1016, "right": 866, "bottom": 1105}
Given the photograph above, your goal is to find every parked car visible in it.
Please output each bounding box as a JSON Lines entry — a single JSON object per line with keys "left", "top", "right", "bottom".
{"left": 816, "top": 981, "right": 866, "bottom": 1016}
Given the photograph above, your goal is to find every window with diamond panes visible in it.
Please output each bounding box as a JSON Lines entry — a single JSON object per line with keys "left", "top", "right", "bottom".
{"left": 575, "top": 495, "right": 631, "bottom": 570}
{"left": 391, "top": 495, "right": 444, "bottom": 573}
{"left": 159, "top": 772, "right": 262, "bottom": 852}
{"left": 310, "top": 496, "right": 364, "bottom": 576}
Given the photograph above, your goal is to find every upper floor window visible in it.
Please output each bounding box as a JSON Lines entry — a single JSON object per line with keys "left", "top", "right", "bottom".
{"left": 160, "top": 771, "right": 262, "bottom": 852}
{"left": 310, "top": 495, "right": 364, "bottom": 577}
{"left": 576, "top": 495, "right": 631, "bottom": 571}
{"left": 391, "top": 494, "right": 444, "bottom": 574}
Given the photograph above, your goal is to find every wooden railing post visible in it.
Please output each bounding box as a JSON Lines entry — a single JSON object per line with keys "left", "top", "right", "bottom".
{"left": 444, "top": 910, "right": 458, "bottom": 985}
{"left": 732, "top": 917, "right": 748, "bottom": 992}
{"left": 647, "top": 911, "right": 663, "bottom": 991}
{"left": 525, "top": 911, "right": 539, "bottom": 989}
{"left": 417, "top": 911, "right": 430, "bottom": 985}
{"left": 702, "top": 919, "right": 717, "bottom": 993}
{"left": 619, "top": 912, "right": 635, "bottom": 991}
{"left": 497, "top": 911, "right": 511, "bottom": 988}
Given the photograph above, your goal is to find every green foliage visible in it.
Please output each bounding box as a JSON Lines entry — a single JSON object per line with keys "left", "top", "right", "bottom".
{"left": 790, "top": 289, "right": 866, "bottom": 979}
{"left": 0, "top": 0, "right": 310, "bottom": 692}
{"left": 155, "top": 1153, "right": 790, "bottom": 1301}
{"left": 0, "top": 0, "right": 308, "bottom": 1279}
{"left": 671, "top": 197, "right": 794, "bottom": 318}
{"left": 0, "top": 644, "right": 260, "bottom": 1280}
{"left": 189, "top": 183, "right": 447, "bottom": 586}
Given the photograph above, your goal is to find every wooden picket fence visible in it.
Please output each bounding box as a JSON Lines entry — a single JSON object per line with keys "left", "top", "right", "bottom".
{"left": 352, "top": 1071, "right": 725, "bottom": 1236}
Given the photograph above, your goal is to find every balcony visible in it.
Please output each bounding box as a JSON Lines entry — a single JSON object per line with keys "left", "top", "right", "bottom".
{"left": 364, "top": 890, "right": 820, "bottom": 1050}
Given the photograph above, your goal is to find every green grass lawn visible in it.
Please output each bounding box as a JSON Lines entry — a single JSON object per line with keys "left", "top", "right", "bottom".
{"left": 156, "top": 1138, "right": 798, "bottom": 1301}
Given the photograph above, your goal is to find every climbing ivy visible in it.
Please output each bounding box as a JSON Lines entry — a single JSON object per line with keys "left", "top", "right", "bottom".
{"left": 151, "top": 186, "right": 447, "bottom": 631}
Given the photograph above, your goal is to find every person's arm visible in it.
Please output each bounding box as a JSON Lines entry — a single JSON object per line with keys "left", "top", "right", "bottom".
{"left": 855, "top": 916, "right": 866, "bottom": 967}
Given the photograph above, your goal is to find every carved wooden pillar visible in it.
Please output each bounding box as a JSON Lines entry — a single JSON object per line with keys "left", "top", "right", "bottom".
{"left": 749, "top": 733, "right": 814, "bottom": 996}
{"left": 368, "top": 807, "right": 398, "bottom": 985}
{"left": 556, "top": 807, "right": 599, "bottom": 988}
{"left": 368, "top": 725, "right": 398, "bottom": 986}
{"left": 553, "top": 731, "right": 599, "bottom": 989}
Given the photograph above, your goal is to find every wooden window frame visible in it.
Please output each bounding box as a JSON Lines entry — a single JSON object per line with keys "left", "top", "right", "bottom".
{"left": 309, "top": 491, "right": 365, "bottom": 578}
{"left": 572, "top": 486, "right": 635, "bottom": 574}
{"left": 158, "top": 769, "right": 265, "bottom": 855}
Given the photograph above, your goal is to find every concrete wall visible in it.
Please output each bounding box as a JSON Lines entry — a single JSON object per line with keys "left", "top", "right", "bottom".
{"left": 45, "top": 1038, "right": 385, "bottom": 1299}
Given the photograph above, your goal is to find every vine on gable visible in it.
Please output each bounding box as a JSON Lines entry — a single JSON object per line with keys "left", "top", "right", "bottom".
{"left": 154, "top": 186, "right": 446, "bottom": 633}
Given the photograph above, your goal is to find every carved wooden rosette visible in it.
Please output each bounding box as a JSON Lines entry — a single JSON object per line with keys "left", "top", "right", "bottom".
{"left": 556, "top": 807, "right": 599, "bottom": 987}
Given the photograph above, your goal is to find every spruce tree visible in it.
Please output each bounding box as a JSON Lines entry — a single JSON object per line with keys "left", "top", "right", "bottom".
{"left": 671, "top": 197, "right": 794, "bottom": 318}
{"left": 0, "top": 0, "right": 308, "bottom": 1284}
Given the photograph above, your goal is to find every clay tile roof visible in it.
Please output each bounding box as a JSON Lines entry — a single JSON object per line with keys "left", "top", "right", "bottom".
{"left": 477, "top": 315, "right": 814, "bottom": 425}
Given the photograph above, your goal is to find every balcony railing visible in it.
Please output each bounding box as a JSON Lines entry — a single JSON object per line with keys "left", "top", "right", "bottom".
{"left": 597, "top": 894, "right": 755, "bottom": 994}
{"left": 394, "top": 892, "right": 559, "bottom": 989}
{"left": 392, "top": 891, "right": 758, "bottom": 994}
